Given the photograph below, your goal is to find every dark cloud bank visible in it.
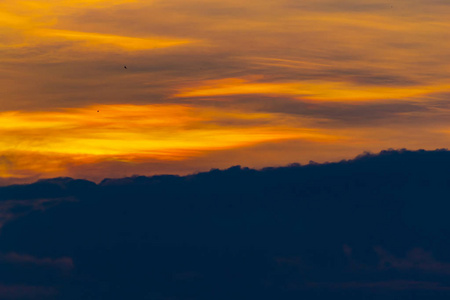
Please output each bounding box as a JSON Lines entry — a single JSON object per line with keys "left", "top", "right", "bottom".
{"left": 2, "top": 149, "right": 450, "bottom": 299}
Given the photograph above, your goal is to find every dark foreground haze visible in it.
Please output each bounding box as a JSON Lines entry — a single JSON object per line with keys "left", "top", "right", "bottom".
{"left": 1, "top": 149, "right": 450, "bottom": 299}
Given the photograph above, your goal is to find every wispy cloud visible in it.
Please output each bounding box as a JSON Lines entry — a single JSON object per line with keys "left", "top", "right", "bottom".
{"left": 0, "top": 253, "right": 73, "bottom": 270}
{"left": 2, "top": 0, "right": 450, "bottom": 178}
{"left": 0, "top": 285, "right": 57, "bottom": 299}
{"left": 0, "top": 104, "right": 337, "bottom": 178}
{"left": 35, "top": 29, "right": 194, "bottom": 50}
{"left": 307, "top": 280, "right": 450, "bottom": 291}
{"left": 375, "top": 247, "right": 450, "bottom": 274}
{"left": 175, "top": 78, "right": 450, "bottom": 101}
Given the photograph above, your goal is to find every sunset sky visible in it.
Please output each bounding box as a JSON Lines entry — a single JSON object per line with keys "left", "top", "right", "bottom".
{"left": 2, "top": 0, "right": 450, "bottom": 183}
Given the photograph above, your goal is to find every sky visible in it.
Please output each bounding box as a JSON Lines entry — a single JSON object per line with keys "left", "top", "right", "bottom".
{"left": 1, "top": 0, "right": 450, "bottom": 182}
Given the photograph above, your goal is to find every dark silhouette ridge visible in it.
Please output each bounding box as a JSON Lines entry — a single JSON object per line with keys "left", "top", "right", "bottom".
{"left": 1, "top": 149, "right": 450, "bottom": 299}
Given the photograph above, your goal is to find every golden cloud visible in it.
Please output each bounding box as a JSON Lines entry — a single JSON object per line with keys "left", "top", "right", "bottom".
{"left": 0, "top": 0, "right": 193, "bottom": 51}
{"left": 35, "top": 29, "right": 193, "bottom": 50}
{"left": 175, "top": 78, "right": 450, "bottom": 102}
{"left": 0, "top": 104, "right": 341, "bottom": 177}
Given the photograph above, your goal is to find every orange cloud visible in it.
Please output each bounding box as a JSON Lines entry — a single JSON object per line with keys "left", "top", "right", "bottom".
{"left": 3, "top": 0, "right": 450, "bottom": 184}
{"left": 0, "top": 104, "right": 340, "bottom": 178}
{"left": 175, "top": 78, "right": 450, "bottom": 102}
{"left": 0, "top": 0, "right": 193, "bottom": 52}
{"left": 35, "top": 29, "right": 193, "bottom": 50}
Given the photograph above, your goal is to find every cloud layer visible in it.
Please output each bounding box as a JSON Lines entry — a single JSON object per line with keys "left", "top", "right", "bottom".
{"left": 2, "top": 0, "right": 450, "bottom": 180}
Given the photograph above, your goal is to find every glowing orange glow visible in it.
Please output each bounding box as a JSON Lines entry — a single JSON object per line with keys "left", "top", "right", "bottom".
{"left": 0, "top": 11, "right": 29, "bottom": 27}
{"left": 34, "top": 29, "right": 193, "bottom": 50}
{"left": 0, "top": 104, "right": 341, "bottom": 178}
{"left": 0, "top": 0, "right": 192, "bottom": 51}
{"left": 249, "top": 57, "right": 332, "bottom": 69}
{"left": 2, "top": 0, "right": 450, "bottom": 182}
{"left": 175, "top": 78, "right": 450, "bottom": 102}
